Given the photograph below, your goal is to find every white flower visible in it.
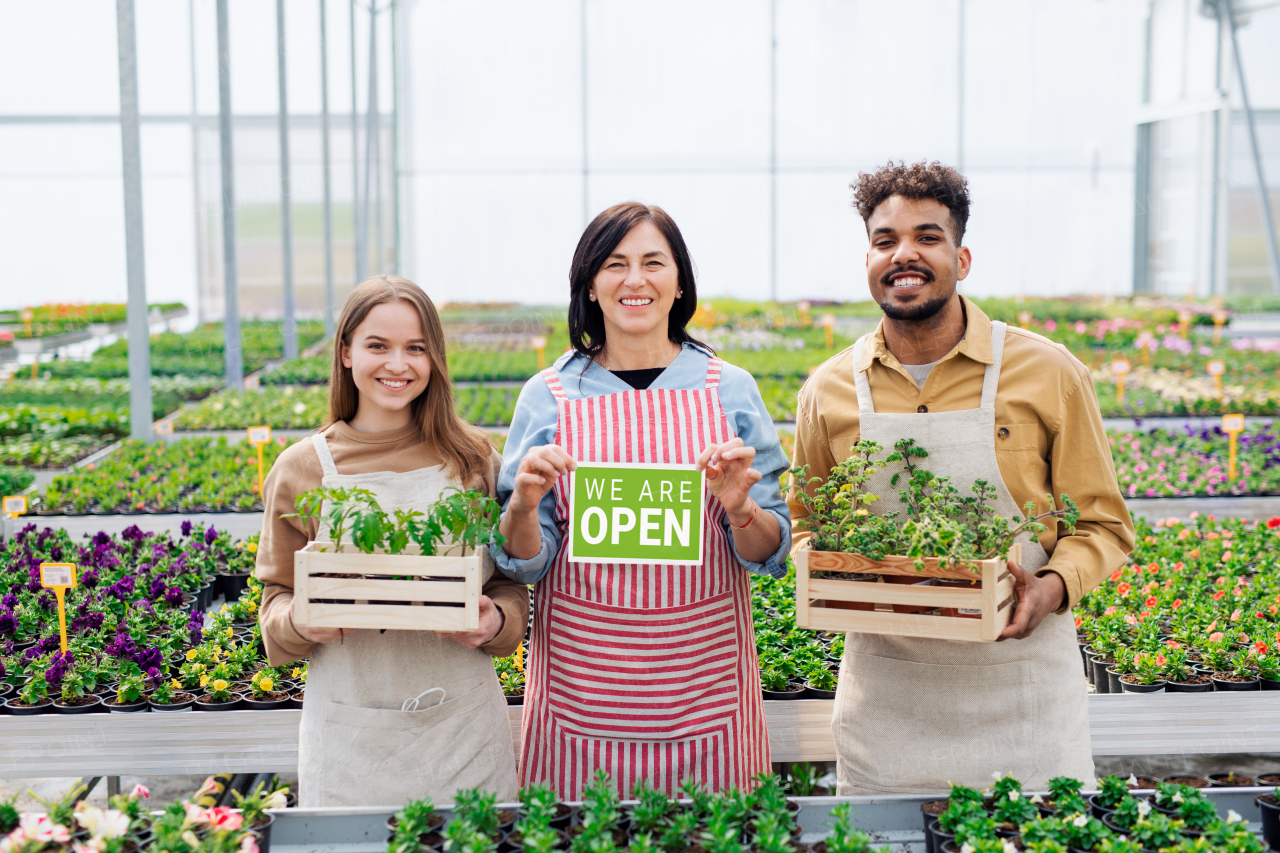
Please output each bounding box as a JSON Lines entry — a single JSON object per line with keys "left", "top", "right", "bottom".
{"left": 1008, "top": 791, "right": 1019, "bottom": 801}
{"left": 1137, "top": 800, "right": 1152, "bottom": 818}
{"left": 1171, "top": 791, "right": 1184, "bottom": 803}
{"left": 1001, "top": 841, "right": 1018, "bottom": 853}
{"left": 1072, "top": 814, "right": 1089, "bottom": 827}
{"left": 93, "top": 811, "right": 130, "bottom": 841}
{"left": 74, "top": 838, "right": 106, "bottom": 853}
{"left": 1227, "top": 809, "right": 1244, "bottom": 824}
{"left": 1029, "top": 794, "right": 1043, "bottom": 804}
{"left": 0, "top": 828, "right": 27, "bottom": 853}
{"left": 263, "top": 789, "right": 288, "bottom": 810}
{"left": 961, "top": 844, "right": 975, "bottom": 853}
{"left": 292, "top": 402, "right": 307, "bottom": 415}
{"left": 75, "top": 805, "right": 103, "bottom": 834}
{"left": 239, "top": 835, "right": 260, "bottom": 853}
{"left": 20, "top": 815, "right": 69, "bottom": 844}
{"left": 993, "top": 771, "right": 1005, "bottom": 780}
{"left": 1128, "top": 774, "right": 1139, "bottom": 786}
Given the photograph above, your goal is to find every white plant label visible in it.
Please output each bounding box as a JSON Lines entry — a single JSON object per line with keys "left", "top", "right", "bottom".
{"left": 3, "top": 496, "right": 26, "bottom": 516}
{"left": 248, "top": 426, "right": 272, "bottom": 445}
{"left": 40, "top": 563, "right": 75, "bottom": 588}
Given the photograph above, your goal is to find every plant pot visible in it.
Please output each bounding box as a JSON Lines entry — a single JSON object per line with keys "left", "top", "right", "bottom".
{"left": 1163, "top": 775, "right": 1210, "bottom": 789}
{"left": 1088, "top": 794, "right": 1117, "bottom": 820}
{"left": 1256, "top": 793, "right": 1279, "bottom": 852}
{"left": 150, "top": 693, "right": 197, "bottom": 712}
{"left": 195, "top": 693, "right": 245, "bottom": 711}
{"left": 1105, "top": 666, "right": 1124, "bottom": 694}
{"left": 52, "top": 696, "right": 104, "bottom": 714}
{"left": 251, "top": 813, "right": 275, "bottom": 853}
{"left": 104, "top": 698, "right": 149, "bottom": 713}
{"left": 1090, "top": 657, "right": 1114, "bottom": 693}
{"left": 0, "top": 685, "right": 13, "bottom": 701}
{"left": 289, "top": 691, "right": 304, "bottom": 709}
{"left": 4, "top": 697, "right": 53, "bottom": 715}
{"left": 761, "top": 684, "right": 806, "bottom": 700}
{"left": 1261, "top": 677, "right": 1280, "bottom": 691}
{"left": 1207, "top": 772, "right": 1255, "bottom": 787}
{"left": 549, "top": 803, "right": 576, "bottom": 830}
{"left": 1119, "top": 677, "right": 1166, "bottom": 693}
{"left": 218, "top": 571, "right": 251, "bottom": 603}
{"left": 1166, "top": 676, "right": 1214, "bottom": 693}
{"left": 1211, "top": 674, "right": 1261, "bottom": 691}
{"left": 505, "top": 693, "right": 524, "bottom": 706}
{"left": 244, "top": 692, "right": 291, "bottom": 710}
{"left": 1257, "top": 772, "right": 1280, "bottom": 786}
{"left": 927, "top": 820, "right": 953, "bottom": 853}
{"left": 920, "top": 801, "right": 948, "bottom": 853}
{"left": 803, "top": 682, "right": 837, "bottom": 699}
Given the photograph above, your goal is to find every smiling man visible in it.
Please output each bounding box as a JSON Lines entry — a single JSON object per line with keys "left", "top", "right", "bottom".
{"left": 788, "top": 161, "right": 1134, "bottom": 794}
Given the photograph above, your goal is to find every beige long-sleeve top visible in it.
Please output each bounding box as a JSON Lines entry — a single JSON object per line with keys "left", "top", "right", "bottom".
{"left": 788, "top": 297, "right": 1134, "bottom": 610}
{"left": 255, "top": 420, "right": 529, "bottom": 666}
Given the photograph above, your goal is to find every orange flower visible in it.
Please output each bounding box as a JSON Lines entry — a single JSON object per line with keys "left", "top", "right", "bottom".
{"left": 1147, "top": 562, "right": 1160, "bottom": 573}
{"left": 1171, "top": 598, "right": 1182, "bottom": 610}
{"left": 1189, "top": 548, "right": 1200, "bottom": 558}
{"left": 1257, "top": 641, "right": 1269, "bottom": 655}
{"left": 1117, "top": 582, "right": 1131, "bottom": 597}
{"left": 1230, "top": 609, "right": 1243, "bottom": 622}
{"left": 1212, "top": 590, "right": 1226, "bottom": 600}
{"left": 1209, "top": 631, "right": 1225, "bottom": 642}
{"left": 1174, "top": 561, "right": 1185, "bottom": 570}
{"left": 1110, "top": 570, "right": 1124, "bottom": 583}
{"left": 1145, "top": 596, "right": 1158, "bottom": 607}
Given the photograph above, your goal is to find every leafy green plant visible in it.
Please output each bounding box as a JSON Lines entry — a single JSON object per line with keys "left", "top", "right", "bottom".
{"left": 201, "top": 678, "right": 235, "bottom": 703}
{"left": 991, "top": 789, "right": 1039, "bottom": 827}
{"left": 1127, "top": 813, "right": 1186, "bottom": 851}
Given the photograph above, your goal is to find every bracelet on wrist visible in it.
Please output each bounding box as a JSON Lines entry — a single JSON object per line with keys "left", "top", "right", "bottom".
{"left": 731, "top": 503, "right": 758, "bottom": 530}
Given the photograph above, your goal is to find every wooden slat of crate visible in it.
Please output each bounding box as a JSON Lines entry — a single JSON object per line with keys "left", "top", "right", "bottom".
{"left": 800, "top": 606, "right": 990, "bottom": 641}
{"left": 803, "top": 549, "right": 982, "bottom": 580}
{"left": 807, "top": 578, "right": 983, "bottom": 608}
{"left": 298, "top": 603, "right": 473, "bottom": 631}
{"left": 305, "top": 576, "right": 468, "bottom": 604}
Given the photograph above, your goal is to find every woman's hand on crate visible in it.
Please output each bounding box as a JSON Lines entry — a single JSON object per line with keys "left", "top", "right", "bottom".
{"left": 998, "top": 562, "right": 1067, "bottom": 641}
{"left": 293, "top": 621, "right": 343, "bottom": 645}
{"left": 439, "top": 594, "right": 506, "bottom": 649}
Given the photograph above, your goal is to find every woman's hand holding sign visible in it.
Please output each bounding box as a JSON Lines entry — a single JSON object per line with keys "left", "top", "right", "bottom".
{"left": 696, "top": 438, "right": 781, "bottom": 563}
{"left": 501, "top": 445, "right": 577, "bottom": 561}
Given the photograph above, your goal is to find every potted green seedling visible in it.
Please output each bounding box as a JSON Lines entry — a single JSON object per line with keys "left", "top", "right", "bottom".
{"left": 148, "top": 677, "right": 196, "bottom": 712}
{"left": 195, "top": 676, "right": 243, "bottom": 711}
{"left": 1119, "top": 651, "right": 1167, "bottom": 693}
{"left": 245, "top": 669, "right": 290, "bottom": 710}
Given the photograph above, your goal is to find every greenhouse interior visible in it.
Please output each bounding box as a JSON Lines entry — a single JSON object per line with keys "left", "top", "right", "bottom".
{"left": 4, "top": 0, "right": 1280, "bottom": 851}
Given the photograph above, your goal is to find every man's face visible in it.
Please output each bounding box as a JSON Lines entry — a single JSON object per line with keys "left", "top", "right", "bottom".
{"left": 865, "top": 195, "right": 970, "bottom": 321}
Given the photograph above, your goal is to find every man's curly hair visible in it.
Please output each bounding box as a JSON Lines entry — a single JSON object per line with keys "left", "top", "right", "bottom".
{"left": 851, "top": 160, "right": 970, "bottom": 245}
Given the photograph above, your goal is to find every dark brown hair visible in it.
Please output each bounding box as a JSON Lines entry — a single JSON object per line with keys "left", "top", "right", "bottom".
{"left": 324, "top": 275, "right": 492, "bottom": 486}
{"left": 567, "top": 202, "right": 707, "bottom": 357}
{"left": 851, "top": 161, "right": 971, "bottom": 244}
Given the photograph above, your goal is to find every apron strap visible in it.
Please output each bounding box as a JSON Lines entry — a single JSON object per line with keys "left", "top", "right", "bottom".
{"left": 980, "top": 321, "right": 1008, "bottom": 411}
{"left": 311, "top": 434, "right": 339, "bottom": 478}
{"left": 705, "top": 357, "right": 723, "bottom": 389}
{"left": 851, "top": 335, "right": 875, "bottom": 417}
{"left": 540, "top": 366, "right": 567, "bottom": 401}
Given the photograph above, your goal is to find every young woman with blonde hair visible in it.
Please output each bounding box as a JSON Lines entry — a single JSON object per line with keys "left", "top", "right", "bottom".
{"left": 255, "top": 275, "right": 527, "bottom": 806}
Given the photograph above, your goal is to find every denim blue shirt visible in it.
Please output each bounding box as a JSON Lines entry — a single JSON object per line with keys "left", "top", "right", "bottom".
{"left": 491, "top": 343, "right": 792, "bottom": 583}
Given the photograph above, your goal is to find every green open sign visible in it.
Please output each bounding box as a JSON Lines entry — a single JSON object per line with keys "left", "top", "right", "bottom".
{"left": 567, "top": 462, "right": 705, "bottom": 565}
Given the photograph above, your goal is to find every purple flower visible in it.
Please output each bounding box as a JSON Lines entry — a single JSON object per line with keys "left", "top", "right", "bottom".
{"left": 80, "top": 569, "right": 99, "bottom": 589}
{"left": 70, "top": 611, "right": 104, "bottom": 634}
{"left": 45, "top": 650, "right": 73, "bottom": 686}
{"left": 25, "top": 579, "right": 42, "bottom": 594}
{"left": 122, "top": 525, "right": 146, "bottom": 542}
{"left": 0, "top": 610, "right": 15, "bottom": 637}
{"left": 205, "top": 526, "right": 218, "bottom": 546}
{"left": 105, "top": 632, "right": 137, "bottom": 660}
{"left": 35, "top": 590, "right": 55, "bottom": 612}
{"left": 152, "top": 543, "right": 168, "bottom": 561}
{"left": 38, "top": 635, "right": 61, "bottom": 654}
{"left": 133, "top": 647, "right": 162, "bottom": 671}
{"left": 181, "top": 520, "right": 193, "bottom": 537}
{"left": 149, "top": 578, "right": 168, "bottom": 599}
{"left": 164, "top": 586, "right": 185, "bottom": 607}
{"left": 145, "top": 667, "right": 162, "bottom": 689}
{"left": 48, "top": 546, "right": 63, "bottom": 562}
{"left": 22, "top": 646, "right": 42, "bottom": 664}
{"left": 1, "top": 594, "right": 16, "bottom": 609}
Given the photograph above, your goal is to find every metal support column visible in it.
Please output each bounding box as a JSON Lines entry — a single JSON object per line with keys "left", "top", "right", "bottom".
{"left": 116, "top": 0, "right": 153, "bottom": 441}
{"left": 351, "top": 0, "right": 364, "bottom": 284}
{"left": 391, "top": 0, "right": 401, "bottom": 275}
{"left": 320, "top": 0, "right": 336, "bottom": 335}
{"left": 277, "top": 0, "right": 297, "bottom": 360}
{"left": 362, "top": 5, "right": 378, "bottom": 275}
{"left": 768, "top": 0, "right": 777, "bottom": 302}
{"left": 217, "top": 0, "right": 243, "bottom": 389}
{"left": 1226, "top": 0, "right": 1280, "bottom": 295}
{"left": 580, "top": 0, "right": 588, "bottom": 225}
{"left": 957, "top": 0, "right": 965, "bottom": 172}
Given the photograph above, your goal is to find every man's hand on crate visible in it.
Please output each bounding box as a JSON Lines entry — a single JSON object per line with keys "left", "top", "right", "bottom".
{"left": 998, "top": 562, "right": 1067, "bottom": 641}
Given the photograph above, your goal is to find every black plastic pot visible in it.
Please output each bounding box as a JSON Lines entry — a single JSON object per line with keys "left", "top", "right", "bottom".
{"left": 218, "top": 571, "right": 251, "bottom": 603}
{"left": 1105, "top": 666, "right": 1124, "bottom": 694}
{"left": 803, "top": 682, "right": 837, "bottom": 699}
{"left": 1119, "top": 678, "right": 1166, "bottom": 693}
{"left": 927, "top": 819, "right": 953, "bottom": 853}
{"left": 1207, "top": 773, "right": 1255, "bottom": 787}
{"left": 1261, "top": 677, "right": 1280, "bottom": 691}
{"left": 920, "top": 801, "right": 948, "bottom": 853}
{"left": 4, "top": 697, "right": 53, "bottom": 715}
{"left": 149, "top": 693, "right": 197, "bottom": 712}
{"left": 1162, "top": 775, "right": 1210, "bottom": 789}
{"left": 1087, "top": 794, "right": 1116, "bottom": 820}
{"left": 252, "top": 813, "right": 275, "bottom": 853}
{"left": 1166, "top": 678, "right": 1214, "bottom": 693}
{"left": 289, "top": 692, "right": 304, "bottom": 710}
{"left": 1211, "top": 674, "right": 1261, "bottom": 691}
{"left": 0, "top": 685, "right": 13, "bottom": 700}
{"left": 1256, "top": 793, "right": 1279, "bottom": 851}
{"left": 195, "top": 693, "right": 245, "bottom": 711}
{"left": 761, "top": 685, "right": 806, "bottom": 700}
{"left": 1089, "top": 655, "right": 1112, "bottom": 693}
{"left": 104, "top": 698, "right": 149, "bottom": 713}
{"left": 505, "top": 693, "right": 524, "bottom": 706}
{"left": 244, "top": 693, "right": 291, "bottom": 711}
{"left": 52, "top": 696, "right": 104, "bottom": 714}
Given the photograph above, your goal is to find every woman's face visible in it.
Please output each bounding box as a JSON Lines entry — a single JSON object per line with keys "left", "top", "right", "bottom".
{"left": 341, "top": 300, "right": 432, "bottom": 419}
{"left": 590, "top": 221, "right": 681, "bottom": 348}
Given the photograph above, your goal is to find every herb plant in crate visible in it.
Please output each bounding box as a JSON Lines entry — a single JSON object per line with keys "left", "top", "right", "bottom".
{"left": 791, "top": 438, "right": 1077, "bottom": 642}
{"left": 288, "top": 485, "right": 505, "bottom": 632}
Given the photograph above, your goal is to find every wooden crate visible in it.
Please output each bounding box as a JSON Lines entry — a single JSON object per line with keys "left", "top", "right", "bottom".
{"left": 794, "top": 543, "right": 1019, "bottom": 642}
{"left": 293, "top": 542, "right": 493, "bottom": 632}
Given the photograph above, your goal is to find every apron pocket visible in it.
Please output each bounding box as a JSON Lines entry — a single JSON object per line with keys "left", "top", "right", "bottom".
{"left": 546, "top": 590, "right": 741, "bottom": 741}
{"left": 833, "top": 652, "right": 1037, "bottom": 792}
{"left": 319, "top": 680, "right": 513, "bottom": 804}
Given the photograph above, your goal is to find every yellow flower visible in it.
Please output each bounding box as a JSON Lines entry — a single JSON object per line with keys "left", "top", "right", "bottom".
{"left": 225, "top": 626, "right": 233, "bottom": 637}
{"left": 247, "top": 542, "right": 258, "bottom": 553}
{"left": 211, "top": 679, "right": 230, "bottom": 692}
{"left": 199, "top": 675, "right": 210, "bottom": 687}
{"left": 170, "top": 679, "right": 182, "bottom": 689}
{"left": 255, "top": 676, "right": 274, "bottom": 692}
{"left": 855, "top": 509, "right": 869, "bottom": 516}
{"left": 291, "top": 667, "right": 301, "bottom": 678}
{"left": 186, "top": 648, "right": 198, "bottom": 661}
{"left": 514, "top": 643, "right": 524, "bottom": 674}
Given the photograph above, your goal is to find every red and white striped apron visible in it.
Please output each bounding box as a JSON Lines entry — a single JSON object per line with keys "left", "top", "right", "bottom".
{"left": 518, "top": 357, "right": 771, "bottom": 799}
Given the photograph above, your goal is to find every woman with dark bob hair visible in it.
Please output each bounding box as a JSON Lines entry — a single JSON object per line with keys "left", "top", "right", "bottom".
{"left": 492, "top": 202, "right": 791, "bottom": 797}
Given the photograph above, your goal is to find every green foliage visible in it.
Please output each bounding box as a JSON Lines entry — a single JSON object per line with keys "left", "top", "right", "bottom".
{"left": 0, "top": 466, "right": 33, "bottom": 495}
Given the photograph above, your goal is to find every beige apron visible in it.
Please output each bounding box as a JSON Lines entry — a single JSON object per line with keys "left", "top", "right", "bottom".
{"left": 297, "top": 434, "right": 518, "bottom": 807}
{"left": 831, "top": 321, "right": 1093, "bottom": 795}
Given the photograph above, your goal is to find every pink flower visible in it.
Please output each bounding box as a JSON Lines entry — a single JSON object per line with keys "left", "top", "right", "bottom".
{"left": 239, "top": 835, "right": 260, "bottom": 853}
{"left": 206, "top": 807, "right": 243, "bottom": 833}
{"left": 20, "top": 815, "right": 70, "bottom": 844}
{"left": 1145, "top": 596, "right": 1158, "bottom": 607}
{"left": 1213, "top": 590, "right": 1227, "bottom": 600}
{"left": 1124, "top": 614, "right": 1137, "bottom": 625}
{"left": 1104, "top": 606, "right": 1117, "bottom": 616}
{"left": 1230, "top": 609, "right": 1243, "bottom": 622}
{"left": 1209, "top": 632, "right": 1225, "bottom": 642}
{"left": 1172, "top": 598, "right": 1182, "bottom": 610}
{"left": 131, "top": 785, "right": 150, "bottom": 800}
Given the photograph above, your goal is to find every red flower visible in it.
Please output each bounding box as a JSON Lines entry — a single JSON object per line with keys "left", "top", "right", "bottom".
{"left": 1213, "top": 590, "right": 1227, "bottom": 600}
{"left": 1267, "top": 517, "right": 1280, "bottom": 528}
{"left": 1257, "top": 641, "right": 1269, "bottom": 655}
{"left": 1145, "top": 596, "right": 1158, "bottom": 607}
{"left": 1110, "top": 570, "right": 1123, "bottom": 583}
{"left": 1147, "top": 562, "right": 1160, "bottom": 573}
{"left": 1117, "top": 582, "right": 1131, "bottom": 597}
{"left": 1171, "top": 598, "right": 1182, "bottom": 610}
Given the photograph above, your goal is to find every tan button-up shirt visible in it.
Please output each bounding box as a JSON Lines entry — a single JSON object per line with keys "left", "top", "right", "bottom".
{"left": 788, "top": 296, "right": 1133, "bottom": 610}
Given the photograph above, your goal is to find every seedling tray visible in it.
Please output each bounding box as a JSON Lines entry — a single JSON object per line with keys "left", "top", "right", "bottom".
{"left": 293, "top": 541, "right": 492, "bottom": 632}
{"left": 794, "top": 543, "right": 1019, "bottom": 642}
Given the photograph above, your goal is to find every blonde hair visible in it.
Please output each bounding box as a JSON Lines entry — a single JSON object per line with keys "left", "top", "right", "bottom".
{"left": 325, "top": 275, "right": 492, "bottom": 486}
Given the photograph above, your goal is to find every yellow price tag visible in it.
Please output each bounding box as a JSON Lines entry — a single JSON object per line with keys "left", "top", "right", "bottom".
{"left": 1017, "top": 311, "right": 1032, "bottom": 329}
{"left": 40, "top": 562, "right": 76, "bottom": 654}
{"left": 1112, "top": 359, "right": 1130, "bottom": 404}
{"left": 19, "top": 308, "right": 33, "bottom": 323}
{"left": 3, "top": 496, "right": 26, "bottom": 518}
{"left": 1222, "top": 414, "right": 1245, "bottom": 433}
{"left": 1207, "top": 360, "right": 1225, "bottom": 376}
{"left": 820, "top": 314, "right": 836, "bottom": 348}
{"left": 1223, "top": 414, "right": 1245, "bottom": 481}
{"left": 248, "top": 426, "right": 271, "bottom": 498}
{"left": 154, "top": 419, "right": 174, "bottom": 436}
{"left": 531, "top": 335, "right": 548, "bottom": 369}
